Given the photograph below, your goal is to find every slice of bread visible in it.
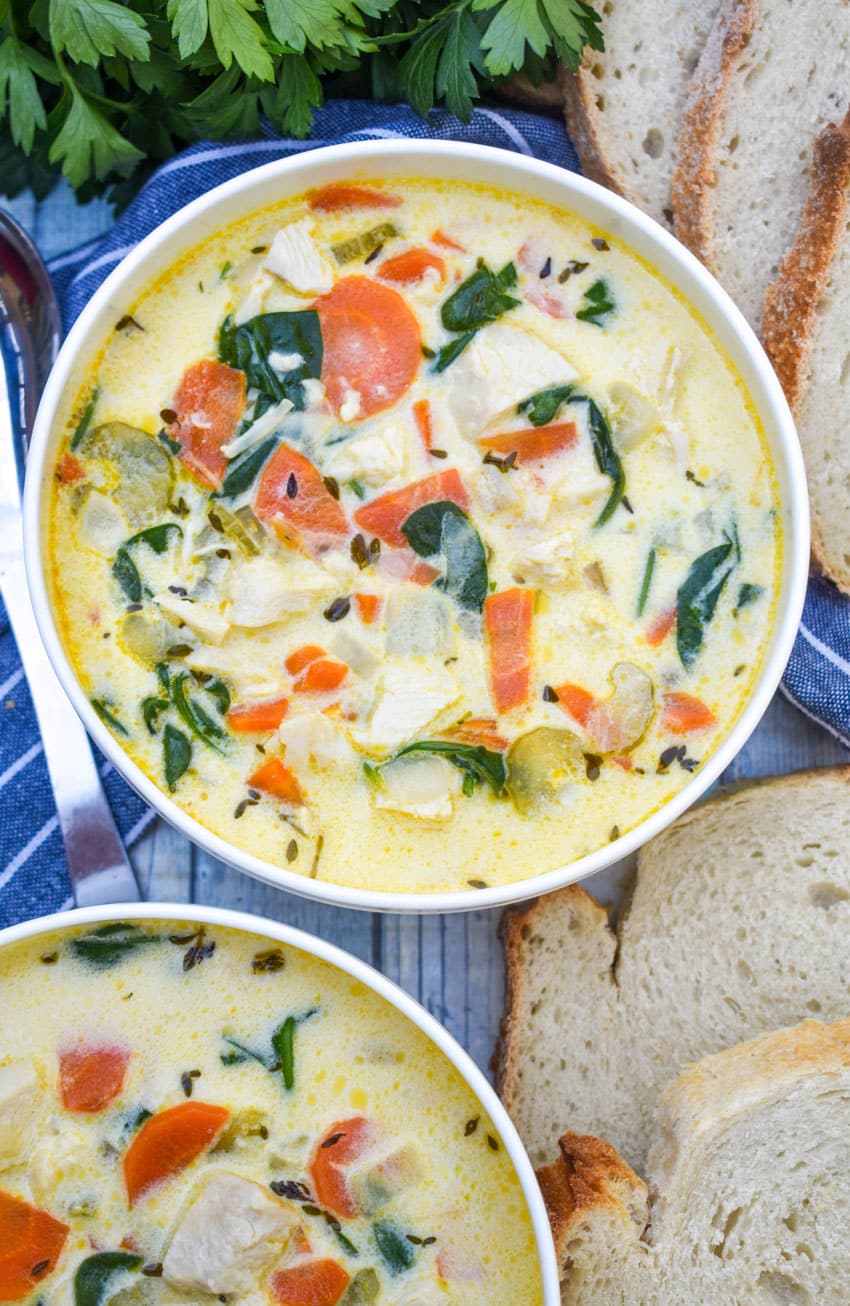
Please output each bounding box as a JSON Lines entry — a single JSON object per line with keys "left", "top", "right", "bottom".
{"left": 763, "top": 114, "right": 850, "bottom": 591}
{"left": 559, "top": 0, "right": 723, "bottom": 228}
{"left": 673, "top": 0, "right": 850, "bottom": 329}
{"left": 498, "top": 768, "right": 850, "bottom": 1172}
{"left": 541, "top": 1019, "right": 850, "bottom": 1305}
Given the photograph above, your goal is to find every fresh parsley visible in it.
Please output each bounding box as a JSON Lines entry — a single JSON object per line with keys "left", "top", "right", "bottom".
{"left": 576, "top": 277, "right": 616, "bottom": 327}
{"left": 0, "top": 2, "right": 604, "bottom": 204}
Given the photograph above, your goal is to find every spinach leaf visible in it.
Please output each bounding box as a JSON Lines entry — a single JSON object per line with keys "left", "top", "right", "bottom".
{"left": 272, "top": 1015, "right": 296, "bottom": 1090}
{"left": 74, "top": 1251, "right": 141, "bottom": 1306}
{"left": 71, "top": 923, "right": 159, "bottom": 969}
{"left": 735, "top": 582, "right": 764, "bottom": 611}
{"left": 112, "top": 547, "right": 141, "bottom": 604}
{"left": 433, "top": 329, "right": 478, "bottom": 374}
{"left": 163, "top": 722, "right": 192, "bottom": 791}
{"left": 636, "top": 547, "right": 656, "bottom": 617}
{"left": 219, "top": 310, "right": 322, "bottom": 411}
{"left": 170, "top": 672, "right": 227, "bottom": 754}
{"left": 70, "top": 387, "right": 99, "bottom": 451}
{"left": 141, "top": 695, "right": 170, "bottom": 734}
{"left": 204, "top": 678, "right": 231, "bottom": 716}
{"left": 401, "top": 500, "right": 488, "bottom": 611}
{"left": 517, "top": 383, "right": 576, "bottom": 426}
{"left": 220, "top": 1034, "right": 275, "bottom": 1069}
{"left": 576, "top": 278, "right": 616, "bottom": 327}
{"left": 218, "top": 434, "right": 278, "bottom": 499}
{"left": 126, "top": 523, "right": 183, "bottom": 554}
{"left": 90, "top": 697, "right": 129, "bottom": 737}
{"left": 393, "top": 740, "right": 507, "bottom": 795}
{"left": 676, "top": 529, "right": 740, "bottom": 669}
{"left": 440, "top": 261, "right": 519, "bottom": 333}
{"left": 567, "top": 393, "right": 625, "bottom": 526}
{"left": 373, "top": 1219, "right": 415, "bottom": 1274}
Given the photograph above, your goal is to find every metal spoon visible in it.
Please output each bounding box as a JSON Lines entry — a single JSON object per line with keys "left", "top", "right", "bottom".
{"left": 0, "top": 209, "right": 141, "bottom": 906}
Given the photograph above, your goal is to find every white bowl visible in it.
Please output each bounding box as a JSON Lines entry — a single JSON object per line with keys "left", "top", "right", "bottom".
{"left": 0, "top": 900, "right": 560, "bottom": 1302}
{"left": 24, "top": 140, "right": 810, "bottom": 913}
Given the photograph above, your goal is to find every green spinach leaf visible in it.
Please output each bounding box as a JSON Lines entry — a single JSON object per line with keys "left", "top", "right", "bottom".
{"left": 636, "top": 547, "right": 656, "bottom": 617}
{"left": 567, "top": 393, "right": 625, "bottom": 526}
{"left": 401, "top": 500, "right": 488, "bottom": 611}
{"left": 141, "top": 695, "right": 170, "bottom": 735}
{"left": 112, "top": 547, "right": 141, "bottom": 604}
{"left": 735, "top": 582, "right": 764, "bottom": 612}
{"left": 272, "top": 1015, "right": 296, "bottom": 1090}
{"left": 576, "top": 278, "right": 616, "bottom": 327}
{"left": 163, "top": 722, "right": 192, "bottom": 791}
{"left": 218, "top": 434, "right": 278, "bottom": 499}
{"left": 71, "top": 923, "right": 158, "bottom": 969}
{"left": 433, "top": 329, "right": 478, "bottom": 373}
{"left": 677, "top": 529, "right": 740, "bottom": 669}
{"left": 218, "top": 310, "right": 322, "bottom": 411}
{"left": 90, "top": 697, "right": 129, "bottom": 737}
{"left": 74, "top": 1250, "right": 141, "bottom": 1306}
{"left": 440, "top": 260, "right": 519, "bottom": 332}
{"left": 517, "top": 383, "right": 576, "bottom": 426}
{"left": 393, "top": 740, "right": 507, "bottom": 795}
{"left": 70, "top": 387, "right": 99, "bottom": 450}
{"left": 170, "top": 672, "right": 227, "bottom": 754}
{"left": 373, "top": 1219, "right": 415, "bottom": 1274}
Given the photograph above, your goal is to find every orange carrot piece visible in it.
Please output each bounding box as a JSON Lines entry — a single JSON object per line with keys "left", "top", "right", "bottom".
{"left": 295, "top": 658, "right": 348, "bottom": 694}
{"left": 255, "top": 444, "right": 348, "bottom": 549}
{"left": 285, "top": 645, "right": 326, "bottom": 676}
{"left": 310, "top": 1117, "right": 377, "bottom": 1219}
{"left": 554, "top": 683, "right": 597, "bottom": 728}
{"left": 316, "top": 277, "right": 421, "bottom": 419}
{"left": 59, "top": 1043, "right": 130, "bottom": 1113}
{"left": 447, "top": 717, "right": 509, "bottom": 752}
{"left": 478, "top": 421, "right": 578, "bottom": 465}
{"left": 354, "top": 593, "right": 381, "bottom": 624}
{"left": 484, "top": 589, "right": 534, "bottom": 713}
{"left": 645, "top": 606, "right": 677, "bottom": 647}
{"left": 412, "top": 397, "right": 433, "bottom": 452}
{"left": 431, "top": 228, "right": 466, "bottom": 251}
{"left": 661, "top": 692, "right": 716, "bottom": 734}
{"left": 248, "top": 757, "right": 305, "bottom": 805}
{"left": 226, "top": 698, "right": 289, "bottom": 733}
{"left": 354, "top": 468, "right": 470, "bottom": 548}
{"left": 377, "top": 247, "right": 445, "bottom": 285}
{"left": 0, "top": 1192, "right": 68, "bottom": 1302}
{"left": 308, "top": 184, "right": 401, "bottom": 213}
{"left": 271, "top": 1259, "right": 351, "bottom": 1306}
{"left": 171, "top": 359, "right": 246, "bottom": 488}
{"left": 123, "top": 1102, "right": 229, "bottom": 1205}
{"left": 57, "top": 452, "right": 85, "bottom": 483}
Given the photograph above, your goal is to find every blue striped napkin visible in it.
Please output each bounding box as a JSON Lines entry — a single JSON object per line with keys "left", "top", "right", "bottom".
{"left": 0, "top": 100, "right": 578, "bottom": 926}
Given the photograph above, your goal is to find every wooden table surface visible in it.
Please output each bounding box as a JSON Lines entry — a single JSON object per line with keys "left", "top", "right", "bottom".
{"left": 9, "top": 188, "right": 849, "bottom": 1082}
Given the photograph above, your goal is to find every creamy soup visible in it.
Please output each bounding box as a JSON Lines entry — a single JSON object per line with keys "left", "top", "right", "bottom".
{"left": 0, "top": 918, "right": 541, "bottom": 1304}
{"left": 47, "top": 178, "right": 780, "bottom": 893}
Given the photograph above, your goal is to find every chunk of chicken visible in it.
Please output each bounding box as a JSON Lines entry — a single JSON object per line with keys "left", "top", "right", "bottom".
{"left": 227, "top": 555, "right": 335, "bottom": 628}
{"left": 350, "top": 665, "right": 460, "bottom": 756}
{"left": 0, "top": 1060, "right": 38, "bottom": 1169}
{"left": 374, "top": 754, "right": 461, "bottom": 822}
{"left": 326, "top": 426, "right": 405, "bottom": 487}
{"left": 276, "top": 712, "right": 353, "bottom": 770}
{"left": 154, "top": 592, "right": 230, "bottom": 645}
{"left": 264, "top": 219, "right": 334, "bottom": 296}
{"left": 510, "top": 530, "right": 576, "bottom": 589}
{"left": 447, "top": 323, "right": 577, "bottom": 436}
{"left": 163, "top": 1171, "right": 298, "bottom": 1296}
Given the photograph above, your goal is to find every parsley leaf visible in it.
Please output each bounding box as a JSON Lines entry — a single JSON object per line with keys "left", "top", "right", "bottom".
{"left": 49, "top": 0, "right": 152, "bottom": 67}
{"left": 49, "top": 84, "right": 143, "bottom": 188}
{"left": 474, "top": 0, "right": 603, "bottom": 76}
{"left": 167, "top": 0, "right": 209, "bottom": 59}
{"left": 0, "top": 37, "right": 51, "bottom": 152}
{"left": 576, "top": 277, "right": 616, "bottom": 327}
{"left": 207, "top": 0, "right": 274, "bottom": 82}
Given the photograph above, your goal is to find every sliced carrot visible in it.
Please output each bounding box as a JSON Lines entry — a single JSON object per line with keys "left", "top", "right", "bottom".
{"left": 354, "top": 593, "right": 381, "bottom": 624}
{"left": 645, "top": 606, "right": 677, "bottom": 647}
{"left": 446, "top": 717, "right": 509, "bottom": 752}
{"left": 226, "top": 698, "right": 289, "bottom": 733}
{"left": 354, "top": 468, "right": 470, "bottom": 548}
{"left": 285, "top": 645, "right": 326, "bottom": 676}
{"left": 271, "top": 1259, "right": 351, "bottom": 1306}
{"left": 478, "top": 421, "right": 578, "bottom": 465}
{"left": 249, "top": 757, "right": 305, "bottom": 805}
{"left": 57, "top": 452, "right": 85, "bottom": 483}
{"left": 316, "top": 277, "right": 421, "bottom": 419}
{"left": 308, "top": 183, "right": 401, "bottom": 213}
{"left": 661, "top": 692, "right": 716, "bottom": 734}
{"left": 59, "top": 1043, "right": 130, "bottom": 1113}
{"left": 255, "top": 444, "right": 348, "bottom": 550}
{"left": 0, "top": 1191, "right": 69, "bottom": 1302}
{"left": 123, "top": 1102, "right": 229, "bottom": 1205}
{"left": 431, "top": 228, "right": 466, "bottom": 252}
{"left": 377, "top": 247, "right": 445, "bottom": 285}
{"left": 310, "top": 1117, "right": 377, "bottom": 1219}
{"left": 412, "top": 397, "right": 433, "bottom": 452}
{"left": 296, "top": 658, "right": 348, "bottom": 694}
{"left": 554, "top": 683, "right": 597, "bottom": 729}
{"left": 484, "top": 589, "right": 534, "bottom": 713}
{"left": 171, "top": 359, "right": 246, "bottom": 488}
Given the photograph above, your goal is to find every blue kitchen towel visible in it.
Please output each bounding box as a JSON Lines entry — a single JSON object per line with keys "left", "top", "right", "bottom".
{"left": 0, "top": 100, "right": 578, "bottom": 926}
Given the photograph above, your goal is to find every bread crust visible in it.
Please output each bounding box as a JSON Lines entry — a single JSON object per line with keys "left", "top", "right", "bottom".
{"left": 672, "top": 0, "right": 756, "bottom": 262}
{"left": 537, "top": 1131, "right": 647, "bottom": 1259}
{"left": 761, "top": 112, "right": 850, "bottom": 589}
{"left": 559, "top": 64, "right": 628, "bottom": 197}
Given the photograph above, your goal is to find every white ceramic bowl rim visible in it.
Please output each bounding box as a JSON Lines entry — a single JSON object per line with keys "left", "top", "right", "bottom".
{"left": 24, "top": 139, "right": 810, "bottom": 913}
{"left": 0, "top": 900, "right": 560, "bottom": 1302}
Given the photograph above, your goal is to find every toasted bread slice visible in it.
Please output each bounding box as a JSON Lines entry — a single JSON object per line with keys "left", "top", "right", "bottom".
{"left": 763, "top": 114, "right": 850, "bottom": 591}
{"left": 673, "top": 0, "right": 850, "bottom": 329}
{"left": 498, "top": 768, "right": 850, "bottom": 1172}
